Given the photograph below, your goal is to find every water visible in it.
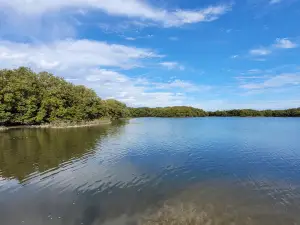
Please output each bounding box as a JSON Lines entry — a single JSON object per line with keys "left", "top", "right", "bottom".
{"left": 1, "top": 118, "right": 300, "bottom": 225}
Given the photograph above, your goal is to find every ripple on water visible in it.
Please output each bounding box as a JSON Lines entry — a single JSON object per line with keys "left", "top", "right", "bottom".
{"left": 1, "top": 118, "right": 300, "bottom": 225}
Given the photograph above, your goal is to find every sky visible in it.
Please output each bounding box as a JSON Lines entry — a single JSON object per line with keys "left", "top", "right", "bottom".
{"left": 0, "top": 0, "right": 300, "bottom": 110}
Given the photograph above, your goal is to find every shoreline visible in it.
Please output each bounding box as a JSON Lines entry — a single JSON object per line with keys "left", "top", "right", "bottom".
{"left": 0, "top": 119, "right": 112, "bottom": 131}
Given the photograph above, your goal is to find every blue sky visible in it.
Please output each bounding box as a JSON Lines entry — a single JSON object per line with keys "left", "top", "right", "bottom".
{"left": 0, "top": 0, "right": 300, "bottom": 110}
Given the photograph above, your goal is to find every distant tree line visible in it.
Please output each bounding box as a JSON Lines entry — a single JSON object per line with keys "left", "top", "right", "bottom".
{"left": 207, "top": 109, "right": 300, "bottom": 117}
{"left": 0, "top": 67, "right": 129, "bottom": 126}
{"left": 1, "top": 67, "right": 300, "bottom": 126}
{"left": 129, "top": 107, "right": 300, "bottom": 118}
{"left": 129, "top": 107, "right": 208, "bottom": 117}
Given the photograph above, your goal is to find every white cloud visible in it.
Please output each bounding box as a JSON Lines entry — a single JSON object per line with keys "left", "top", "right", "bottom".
{"left": 168, "top": 80, "right": 197, "bottom": 89}
{"left": 194, "top": 99, "right": 300, "bottom": 111}
{"left": 235, "top": 76, "right": 267, "bottom": 81}
{"left": 0, "top": 0, "right": 232, "bottom": 28}
{"left": 123, "top": 34, "right": 154, "bottom": 41}
{"left": 249, "top": 48, "right": 271, "bottom": 56}
{"left": 151, "top": 79, "right": 212, "bottom": 92}
{"left": 269, "top": 0, "right": 281, "bottom": 4}
{"left": 160, "top": 61, "right": 185, "bottom": 70}
{"left": 248, "top": 38, "right": 298, "bottom": 58}
{"left": 0, "top": 11, "right": 77, "bottom": 41}
{"left": 125, "top": 37, "right": 136, "bottom": 41}
{"left": 247, "top": 69, "right": 263, "bottom": 74}
{"left": 0, "top": 39, "right": 158, "bottom": 70}
{"left": 273, "top": 38, "right": 298, "bottom": 49}
{"left": 240, "top": 73, "right": 300, "bottom": 89}
{"left": 169, "top": 5, "right": 231, "bottom": 26}
{"left": 84, "top": 71, "right": 190, "bottom": 106}
{"left": 0, "top": 39, "right": 206, "bottom": 107}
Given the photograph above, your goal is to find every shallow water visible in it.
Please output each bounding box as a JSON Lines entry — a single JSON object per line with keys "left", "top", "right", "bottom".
{"left": 1, "top": 118, "right": 300, "bottom": 225}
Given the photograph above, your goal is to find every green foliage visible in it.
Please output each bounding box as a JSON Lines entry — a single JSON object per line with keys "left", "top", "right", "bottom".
{"left": 129, "top": 106, "right": 208, "bottom": 118}
{"left": 130, "top": 107, "right": 300, "bottom": 118}
{"left": 208, "top": 108, "right": 300, "bottom": 117}
{"left": 0, "top": 67, "right": 128, "bottom": 125}
{"left": 105, "top": 99, "right": 131, "bottom": 119}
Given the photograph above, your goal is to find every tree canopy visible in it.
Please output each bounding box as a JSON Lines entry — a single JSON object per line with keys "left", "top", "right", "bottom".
{"left": 0, "top": 67, "right": 129, "bottom": 126}
{"left": 129, "top": 106, "right": 208, "bottom": 118}
{"left": 208, "top": 109, "right": 300, "bottom": 117}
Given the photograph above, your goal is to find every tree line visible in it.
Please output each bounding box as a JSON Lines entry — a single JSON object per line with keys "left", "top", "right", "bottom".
{"left": 129, "top": 107, "right": 208, "bottom": 117}
{"left": 129, "top": 107, "right": 300, "bottom": 118}
{"left": 1, "top": 67, "right": 299, "bottom": 126}
{"left": 207, "top": 109, "right": 300, "bottom": 117}
{"left": 0, "top": 67, "right": 129, "bottom": 126}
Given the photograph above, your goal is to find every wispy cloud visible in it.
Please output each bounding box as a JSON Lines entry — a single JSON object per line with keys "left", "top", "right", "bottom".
{"left": 169, "top": 5, "right": 231, "bottom": 26}
{"left": 0, "top": 39, "right": 208, "bottom": 107}
{"left": 247, "top": 69, "right": 263, "bottom": 74}
{"left": 123, "top": 34, "right": 154, "bottom": 41}
{"left": 240, "top": 73, "right": 300, "bottom": 90}
{"left": 125, "top": 37, "right": 137, "bottom": 41}
{"left": 160, "top": 61, "right": 185, "bottom": 70}
{"left": 235, "top": 76, "right": 268, "bottom": 81}
{"left": 0, "top": 39, "right": 160, "bottom": 70}
{"left": 231, "top": 54, "right": 239, "bottom": 59}
{"left": 194, "top": 99, "right": 300, "bottom": 111}
{"left": 0, "top": 0, "right": 232, "bottom": 28}
{"left": 249, "top": 47, "right": 271, "bottom": 56}
{"left": 151, "top": 79, "right": 212, "bottom": 92}
{"left": 248, "top": 38, "right": 298, "bottom": 58}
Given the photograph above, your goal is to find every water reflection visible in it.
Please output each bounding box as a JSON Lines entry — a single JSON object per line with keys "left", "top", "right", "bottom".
{"left": 0, "top": 122, "right": 126, "bottom": 182}
{"left": 1, "top": 118, "right": 300, "bottom": 225}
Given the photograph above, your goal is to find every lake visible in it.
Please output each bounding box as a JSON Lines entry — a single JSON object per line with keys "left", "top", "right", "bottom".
{"left": 1, "top": 118, "right": 300, "bottom": 225}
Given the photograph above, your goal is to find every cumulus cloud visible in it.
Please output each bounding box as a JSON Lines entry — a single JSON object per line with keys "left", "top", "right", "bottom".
{"left": 273, "top": 38, "right": 298, "bottom": 49}
{"left": 0, "top": 0, "right": 231, "bottom": 28}
{"left": 84, "top": 71, "right": 189, "bottom": 106}
{"left": 0, "top": 39, "right": 205, "bottom": 107}
{"left": 160, "top": 61, "right": 185, "bottom": 70}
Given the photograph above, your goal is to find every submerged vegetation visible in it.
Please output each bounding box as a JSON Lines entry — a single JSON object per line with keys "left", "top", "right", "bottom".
{"left": 140, "top": 203, "right": 212, "bottom": 225}
{"left": 1, "top": 67, "right": 300, "bottom": 127}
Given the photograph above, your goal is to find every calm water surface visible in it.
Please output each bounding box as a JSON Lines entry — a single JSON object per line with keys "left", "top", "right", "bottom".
{"left": 1, "top": 118, "right": 300, "bottom": 225}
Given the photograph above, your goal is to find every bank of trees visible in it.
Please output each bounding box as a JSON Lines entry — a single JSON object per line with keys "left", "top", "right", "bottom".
{"left": 130, "top": 108, "right": 300, "bottom": 118}
{"left": 1, "top": 67, "right": 300, "bottom": 126}
{"left": 0, "top": 67, "right": 129, "bottom": 126}
{"left": 129, "top": 107, "right": 208, "bottom": 118}
{"left": 208, "top": 109, "right": 300, "bottom": 117}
